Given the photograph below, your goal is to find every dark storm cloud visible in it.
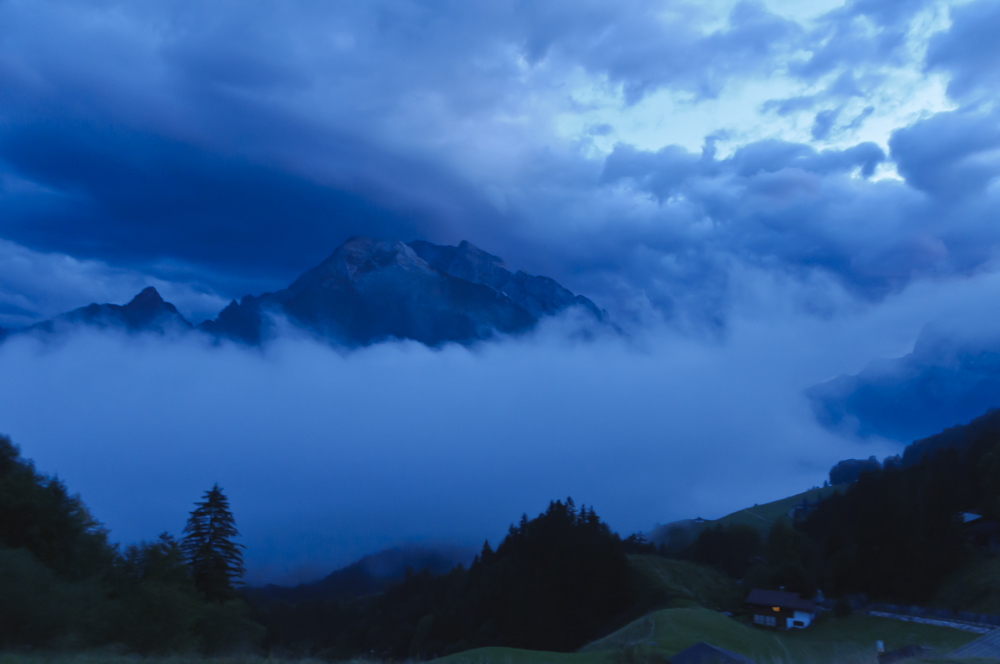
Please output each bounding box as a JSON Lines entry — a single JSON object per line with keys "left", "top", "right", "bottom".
{"left": 524, "top": 0, "right": 802, "bottom": 103}
{"left": 1, "top": 0, "right": 999, "bottom": 330}
{"left": 0, "top": 0, "right": 809, "bottom": 295}
{"left": 889, "top": 109, "right": 1000, "bottom": 199}
{"left": 0, "top": 116, "right": 494, "bottom": 283}
{"left": 926, "top": 0, "right": 1000, "bottom": 101}
{"left": 597, "top": 138, "right": 943, "bottom": 305}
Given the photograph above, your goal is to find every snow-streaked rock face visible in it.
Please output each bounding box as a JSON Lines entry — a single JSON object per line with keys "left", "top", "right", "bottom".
{"left": 408, "top": 240, "right": 609, "bottom": 323}
{"left": 10, "top": 238, "right": 614, "bottom": 347}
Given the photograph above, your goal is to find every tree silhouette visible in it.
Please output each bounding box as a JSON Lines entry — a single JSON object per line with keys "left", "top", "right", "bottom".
{"left": 180, "top": 484, "right": 245, "bottom": 601}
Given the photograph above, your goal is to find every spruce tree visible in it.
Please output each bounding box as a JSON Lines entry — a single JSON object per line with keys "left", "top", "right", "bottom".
{"left": 180, "top": 484, "right": 245, "bottom": 601}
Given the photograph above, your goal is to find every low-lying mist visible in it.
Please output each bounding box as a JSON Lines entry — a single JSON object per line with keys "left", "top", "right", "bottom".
{"left": 0, "top": 282, "right": 959, "bottom": 584}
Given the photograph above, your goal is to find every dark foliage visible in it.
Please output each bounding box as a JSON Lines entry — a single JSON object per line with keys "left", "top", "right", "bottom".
{"left": 255, "top": 499, "right": 639, "bottom": 658}
{"left": 829, "top": 456, "right": 882, "bottom": 485}
{"left": 0, "top": 435, "right": 114, "bottom": 580}
{"left": 671, "top": 412, "right": 1000, "bottom": 605}
{"left": 744, "top": 520, "right": 817, "bottom": 597}
{"left": 689, "top": 524, "right": 761, "bottom": 579}
{"left": 182, "top": 484, "right": 246, "bottom": 601}
{"left": 621, "top": 532, "right": 659, "bottom": 555}
{"left": 0, "top": 436, "right": 263, "bottom": 653}
{"left": 802, "top": 443, "right": 985, "bottom": 602}
{"left": 246, "top": 546, "right": 466, "bottom": 605}
{"left": 901, "top": 408, "right": 1000, "bottom": 467}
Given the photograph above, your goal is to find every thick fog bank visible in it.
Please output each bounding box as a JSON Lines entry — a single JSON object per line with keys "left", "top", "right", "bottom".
{"left": 0, "top": 291, "right": 951, "bottom": 583}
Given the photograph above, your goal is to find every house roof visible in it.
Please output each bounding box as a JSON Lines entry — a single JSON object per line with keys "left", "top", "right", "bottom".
{"left": 745, "top": 589, "right": 816, "bottom": 612}
{"left": 670, "top": 642, "right": 757, "bottom": 664}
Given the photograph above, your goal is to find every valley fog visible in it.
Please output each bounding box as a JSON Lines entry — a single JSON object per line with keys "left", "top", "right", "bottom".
{"left": 0, "top": 294, "right": 916, "bottom": 584}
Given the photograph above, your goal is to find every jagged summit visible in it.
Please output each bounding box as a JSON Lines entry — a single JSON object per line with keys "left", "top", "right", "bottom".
{"left": 205, "top": 237, "right": 540, "bottom": 346}
{"left": 201, "top": 237, "right": 612, "bottom": 346}
{"left": 129, "top": 286, "right": 167, "bottom": 307}
{"left": 285, "top": 237, "right": 433, "bottom": 295}
{"left": 16, "top": 285, "right": 193, "bottom": 337}
{"left": 409, "top": 240, "right": 511, "bottom": 290}
{"left": 65, "top": 285, "right": 191, "bottom": 332}
{"left": 408, "top": 240, "right": 609, "bottom": 321}
{"left": 7, "top": 238, "right": 614, "bottom": 347}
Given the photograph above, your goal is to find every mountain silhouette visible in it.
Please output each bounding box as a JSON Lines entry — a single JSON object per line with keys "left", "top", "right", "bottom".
{"left": 8, "top": 239, "right": 612, "bottom": 347}
{"left": 26, "top": 286, "right": 193, "bottom": 336}
{"left": 202, "top": 237, "right": 611, "bottom": 346}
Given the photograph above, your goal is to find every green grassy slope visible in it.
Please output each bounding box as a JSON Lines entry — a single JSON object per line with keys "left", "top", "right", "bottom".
{"left": 439, "top": 609, "right": 978, "bottom": 664}
{"left": 434, "top": 647, "right": 612, "bottom": 664}
{"left": 627, "top": 555, "right": 742, "bottom": 611}
{"left": 653, "top": 485, "right": 848, "bottom": 549}
{"left": 935, "top": 554, "right": 1000, "bottom": 615}
{"left": 712, "top": 485, "right": 846, "bottom": 531}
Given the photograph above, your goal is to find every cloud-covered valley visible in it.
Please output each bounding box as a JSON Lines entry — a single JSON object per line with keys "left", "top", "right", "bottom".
{"left": 5, "top": 0, "right": 1000, "bottom": 584}
{"left": 0, "top": 268, "right": 970, "bottom": 583}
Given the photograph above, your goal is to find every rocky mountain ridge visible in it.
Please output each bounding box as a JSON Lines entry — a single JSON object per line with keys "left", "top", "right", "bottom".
{"left": 6, "top": 238, "right": 612, "bottom": 347}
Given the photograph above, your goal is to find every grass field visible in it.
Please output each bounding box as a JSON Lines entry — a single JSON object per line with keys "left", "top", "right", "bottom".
{"left": 653, "top": 485, "right": 849, "bottom": 549}
{"left": 441, "top": 608, "right": 981, "bottom": 664}
{"left": 627, "top": 555, "right": 741, "bottom": 611}
{"left": 711, "top": 485, "right": 847, "bottom": 532}
{"left": 936, "top": 554, "right": 1000, "bottom": 615}
{"left": 0, "top": 611, "right": 987, "bottom": 664}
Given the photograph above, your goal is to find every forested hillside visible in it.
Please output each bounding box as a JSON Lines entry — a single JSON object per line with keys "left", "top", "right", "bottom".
{"left": 0, "top": 435, "right": 262, "bottom": 652}
{"left": 7, "top": 406, "right": 1000, "bottom": 658}
{"left": 255, "top": 500, "right": 644, "bottom": 659}
{"left": 668, "top": 408, "right": 1000, "bottom": 606}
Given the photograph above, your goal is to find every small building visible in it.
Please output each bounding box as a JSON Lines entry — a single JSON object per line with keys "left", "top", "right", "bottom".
{"left": 670, "top": 642, "right": 757, "bottom": 664}
{"left": 745, "top": 589, "right": 816, "bottom": 629}
{"left": 958, "top": 512, "right": 1000, "bottom": 552}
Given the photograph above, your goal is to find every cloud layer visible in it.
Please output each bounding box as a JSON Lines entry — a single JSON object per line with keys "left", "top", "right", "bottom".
{"left": 0, "top": 0, "right": 993, "bottom": 328}
{"left": 0, "top": 309, "right": 883, "bottom": 583}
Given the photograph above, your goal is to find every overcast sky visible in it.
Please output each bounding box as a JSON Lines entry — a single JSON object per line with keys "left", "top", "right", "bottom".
{"left": 2, "top": 0, "right": 1000, "bottom": 582}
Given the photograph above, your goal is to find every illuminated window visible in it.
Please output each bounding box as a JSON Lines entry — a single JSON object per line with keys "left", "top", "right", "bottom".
{"left": 772, "top": 606, "right": 781, "bottom": 611}
{"left": 754, "top": 615, "right": 765, "bottom": 624}
{"left": 765, "top": 616, "right": 776, "bottom": 626}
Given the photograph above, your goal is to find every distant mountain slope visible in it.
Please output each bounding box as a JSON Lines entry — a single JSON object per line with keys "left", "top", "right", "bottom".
{"left": 649, "top": 485, "right": 844, "bottom": 549}
{"left": 247, "top": 545, "right": 474, "bottom": 604}
{"left": 828, "top": 407, "right": 1000, "bottom": 483}
{"left": 22, "top": 287, "right": 192, "bottom": 336}
{"left": 408, "top": 240, "right": 609, "bottom": 322}
{"left": 203, "top": 237, "right": 611, "bottom": 346}
{"left": 902, "top": 407, "right": 1000, "bottom": 465}
{"left": 807, "top": 327, "right": 1000, "bottom": 441}
{"left": 2, "top": 238, "right": 613, "bottom": 348}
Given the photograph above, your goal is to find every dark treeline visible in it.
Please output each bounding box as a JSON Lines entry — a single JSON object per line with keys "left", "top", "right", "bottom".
{"left": 0, "top": 435, "right": 263, "bottom": 653}
{"left": 8, "top": 408, "right": 1000, "bottom": 658}
{"left": 682, "top": 521, "right": 816, "bottom": 597}
{"left": 256, "top": 499, "right": 647, "bottom": 659}
{"left": 676, "top": 411, "right": 1000, "bottom": 605}
{"left": 1, "top": 432, "right": 659, "bottom": 657}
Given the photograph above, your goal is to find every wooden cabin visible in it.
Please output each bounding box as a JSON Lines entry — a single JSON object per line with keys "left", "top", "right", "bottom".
{"left": 745, "top": 589, "right": 816, "bottom": 629}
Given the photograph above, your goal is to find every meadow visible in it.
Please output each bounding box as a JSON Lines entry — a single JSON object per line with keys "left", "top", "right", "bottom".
{"left": 442, "top": 608, "right": 982, "bottom": 664}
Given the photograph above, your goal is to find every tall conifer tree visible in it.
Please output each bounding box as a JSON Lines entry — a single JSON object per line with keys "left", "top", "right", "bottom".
{"left": 180, "top": 484, "right": 245, "bottom": 601}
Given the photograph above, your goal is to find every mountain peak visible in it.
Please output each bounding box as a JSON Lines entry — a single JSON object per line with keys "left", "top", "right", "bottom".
{"left": 10, "top": 238, "right": 614, "bottom": 347}
{"left": 288, "top": 237, "right": 429, "bottom": 294}
{"left": 127, "top": 286, "right": 166, "bottom": 307}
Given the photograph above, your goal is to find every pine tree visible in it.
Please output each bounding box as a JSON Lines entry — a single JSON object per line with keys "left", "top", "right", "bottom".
{"left": 180, "top": 484, "right": 245, "bottom": 601}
